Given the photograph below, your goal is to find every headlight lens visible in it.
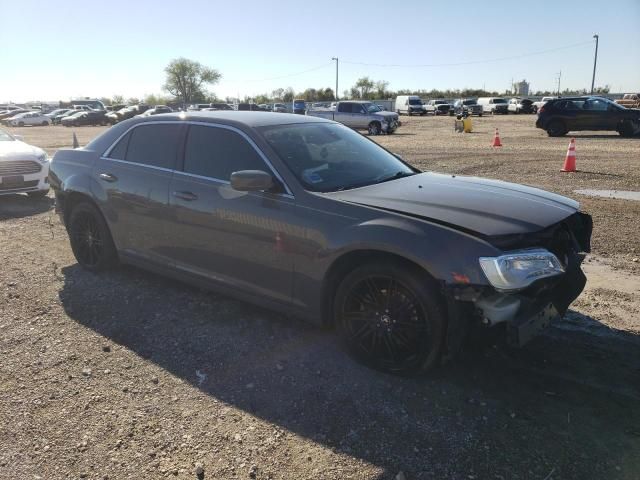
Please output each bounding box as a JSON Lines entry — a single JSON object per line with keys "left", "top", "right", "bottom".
{"left": 37, "top": 152, "right": 49, "bottom": 163}
{"left": 479, "top": 248, "right": 564, "bottom": 291}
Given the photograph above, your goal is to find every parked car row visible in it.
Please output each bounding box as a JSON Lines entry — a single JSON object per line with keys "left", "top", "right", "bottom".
{"left": 393, "top": 96, "right": 541, "bottom": 116}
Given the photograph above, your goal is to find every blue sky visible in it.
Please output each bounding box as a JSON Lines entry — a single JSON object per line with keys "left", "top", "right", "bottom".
{"left": 1, "top": 0, "right": 639, "bottom": 102}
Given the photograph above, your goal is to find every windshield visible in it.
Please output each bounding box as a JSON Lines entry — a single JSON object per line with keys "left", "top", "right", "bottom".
{"left": 293, "top": 100, "right": 305, "bottom": 106}
{"left": 493, "top": 98, "right": 507, "bottom": 104}
{"left": 463, "top": 100, "right": 476, "bottom": 105}
{"left": 408, "top": 99, "right": 422, "bottom": 105}
{"left": 434, "top": 100, "right": 447, "bottom": 105}
{"left": 0, "top": 129, "right": 15, "bottom": 141}
{"left": 260, "top": 123, "right": 416, "bottom": 193}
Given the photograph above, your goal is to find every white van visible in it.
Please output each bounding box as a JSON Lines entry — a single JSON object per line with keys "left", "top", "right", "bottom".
{"left": 477, "top": 97, "right": 509, "bottom": 114}
{"left": 395, "top": 95, "right": 426, "bottom": 116}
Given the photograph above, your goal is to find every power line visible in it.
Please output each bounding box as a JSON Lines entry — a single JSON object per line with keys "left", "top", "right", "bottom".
{"left": 340, "top": 40, "right": 594, "bottom": 68}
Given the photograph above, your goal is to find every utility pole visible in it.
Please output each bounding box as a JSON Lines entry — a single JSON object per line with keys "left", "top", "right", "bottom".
{"left": 590, "top": 34, "right": 599, "bottom": 94}
{"left": 331, "top": 57, "right": 339, "bottom": 101}
{"left": 556, "top": 71, "right": 562, "bottom": 96}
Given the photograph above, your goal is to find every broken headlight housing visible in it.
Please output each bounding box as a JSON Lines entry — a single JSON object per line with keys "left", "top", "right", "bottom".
{"left": 479, "top": 248, "right": 564, "bottom": 292}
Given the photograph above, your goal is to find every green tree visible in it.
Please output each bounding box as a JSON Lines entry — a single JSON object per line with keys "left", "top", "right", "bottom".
{"left": 354, "top": 77, "right": 375, "bottom": 99}
{"left": 283, "top": 87, "right": 295, "bottom": 103}
{"left": 374, "top": 80, "right": 389, "bottom": 99}
{"left": 271, "top": 88, "right": 285, "bottom": 101}
{"left": 163, "top": 57, "right": 221, "bottom": 104}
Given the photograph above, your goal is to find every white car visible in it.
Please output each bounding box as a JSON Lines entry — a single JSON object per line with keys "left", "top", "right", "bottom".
{"left": 532, "top": 96, "right": 557, "bottom": 114}
{"left": 7, "top": 112, "right": 51, "bottom": 127}
{"left": 0, "top": 129, "right": 50, "bottom": 198}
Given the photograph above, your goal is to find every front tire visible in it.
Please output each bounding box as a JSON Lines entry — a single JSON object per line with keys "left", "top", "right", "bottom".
{"left": 334, "top": 262, "right": 446, "bottom": 375}
{"left": 68, "top": 202, "right": 118, "bottom": 271}
{"left": 368, "top": 122, "right": 382, "bottom": 135}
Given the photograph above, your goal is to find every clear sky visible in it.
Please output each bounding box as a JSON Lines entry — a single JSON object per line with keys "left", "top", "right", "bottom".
{"left": 1, "top": 0, "right": 639, "bottom": 103}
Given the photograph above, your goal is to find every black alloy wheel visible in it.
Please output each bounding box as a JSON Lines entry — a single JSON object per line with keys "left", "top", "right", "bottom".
{"left": 68, "top": 203, "right": 117, "bottom": 271}
{"left": 335, "top": 263, "right": 445, "bottom": 375}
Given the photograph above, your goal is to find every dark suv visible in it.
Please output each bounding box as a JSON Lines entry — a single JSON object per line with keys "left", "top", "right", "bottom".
{"left": 536, "top": 96, "right": 640, "bottom": 137}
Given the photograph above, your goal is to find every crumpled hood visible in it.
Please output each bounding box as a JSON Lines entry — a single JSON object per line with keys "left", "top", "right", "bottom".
{"left": 374, "top": 111, "right": 399, "bottom": 120}
{"left": 0, "top": 140, "right": 44, "bottom": 161}
{"left": 327, "top": 172, "right": 580, "bottom": 236}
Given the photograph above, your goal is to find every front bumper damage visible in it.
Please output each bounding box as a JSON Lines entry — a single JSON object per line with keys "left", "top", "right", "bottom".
{"left": 444, "top": 211, "right": 592, "bottom": 349}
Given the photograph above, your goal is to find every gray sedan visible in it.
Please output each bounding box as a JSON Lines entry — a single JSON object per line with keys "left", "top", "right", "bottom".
{"left": 49, "top": 112, "right": 592, "bottom": 375}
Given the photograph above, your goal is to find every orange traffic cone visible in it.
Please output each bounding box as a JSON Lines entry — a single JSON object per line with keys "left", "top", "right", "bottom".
{"left": 561, "top": 138, "right": 577, "bottom": 172}
{"left": 491, "top": 128, "right": 502, "bottom": 147}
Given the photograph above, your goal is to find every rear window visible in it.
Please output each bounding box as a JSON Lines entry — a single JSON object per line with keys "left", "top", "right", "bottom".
{"left": 124, "top": 124, "right": 182, "bottom": 169}
{"left": 183, "top": 125, "right": 267, "bottom": 181}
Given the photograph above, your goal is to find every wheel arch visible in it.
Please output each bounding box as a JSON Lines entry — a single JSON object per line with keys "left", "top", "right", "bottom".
{"left": 320, "top": 249, "right": 440, "bottom": 326}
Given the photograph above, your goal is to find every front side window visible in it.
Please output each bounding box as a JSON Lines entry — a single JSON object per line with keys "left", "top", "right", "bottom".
{"left": 183, "top": 125, "right": 267, "bottom": 181}
{"left": 351, "top": 103, "right": 365, "bottom": 114}
{"left": 260, "top": 123, "right": 415, "bottom": 193}
{"left": 124, "top": 124, "right": 182, "bottom": 169}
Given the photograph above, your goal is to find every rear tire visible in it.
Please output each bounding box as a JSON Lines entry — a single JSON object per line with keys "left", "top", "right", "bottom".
{"left": 334, "top": 261, "right": 446, "bottom": 375}
{"left": 618, "top": 120, "right": 637, "bottom": 137}
{"left": 546, "top": 120, "right": 567, "bottom": 137}
{"left": 68, "top": 202, "right": 118, "bottom": 271}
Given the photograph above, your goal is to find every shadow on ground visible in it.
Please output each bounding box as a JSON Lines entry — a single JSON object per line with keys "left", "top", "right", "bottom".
{"left": 58, "top": 263, "right": 640, "bottom": 479}
{"left": 0, "top": 193, "right": 53, "bottom": 220}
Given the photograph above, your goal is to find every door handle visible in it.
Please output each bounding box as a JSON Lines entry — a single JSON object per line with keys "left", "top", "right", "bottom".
{"left": 173, "top": 191, "right": 198, "bottom": 201}
{"left": 99, "top": 172, "right": 118, "bottom": 182}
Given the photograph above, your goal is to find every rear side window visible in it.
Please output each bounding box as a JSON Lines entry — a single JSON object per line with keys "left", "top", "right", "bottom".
{"left": 337, "top": 103, "right": 351, "bottom": 113}
{"left": 106, "top": 132, "right": 130, "bottom": 159}
{"left": 183, "top": 125, "right": 267, "bottom": 181}
{"left": 125, "top": 124, "right": 182, "bottom": 169}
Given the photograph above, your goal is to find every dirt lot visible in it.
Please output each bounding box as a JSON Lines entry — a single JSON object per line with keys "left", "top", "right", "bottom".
{"left": 1, "top": 117, "right": 639, "bottom": 480}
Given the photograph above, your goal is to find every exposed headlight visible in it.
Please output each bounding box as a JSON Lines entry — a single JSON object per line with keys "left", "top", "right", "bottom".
{"left": 479, "top": 248, "right": 564, "bottom": 292}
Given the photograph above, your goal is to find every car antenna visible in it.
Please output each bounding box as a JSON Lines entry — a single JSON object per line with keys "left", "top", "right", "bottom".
{"left": 72, "top": 132, "right": 79, "bottom": 149}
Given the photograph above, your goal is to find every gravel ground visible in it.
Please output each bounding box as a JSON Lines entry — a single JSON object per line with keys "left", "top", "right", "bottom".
{"left": 1, "top": 118, "right": 639, "bottom": 480}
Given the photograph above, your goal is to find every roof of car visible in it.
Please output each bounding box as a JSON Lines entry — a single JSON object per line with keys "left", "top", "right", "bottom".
{"left": 135, "top": 111, "right": 332, "bottom": 128}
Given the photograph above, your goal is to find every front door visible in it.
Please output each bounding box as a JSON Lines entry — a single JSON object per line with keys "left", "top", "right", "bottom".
{"left": 164, "top": 123, "right": 295, "bottom": 304}
{"left": 93, "top": 122, "right": 184, "bottom": 264}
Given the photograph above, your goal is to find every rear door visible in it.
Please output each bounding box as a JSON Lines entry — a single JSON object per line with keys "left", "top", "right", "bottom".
{"left": 164, "top": 123, "right": 296, "bottom": 304}
{"left": 335, "top": 102, "right": 353, "bottom": 125}
{"left": 93, "top": 122, "right": 185, "bottom": 264}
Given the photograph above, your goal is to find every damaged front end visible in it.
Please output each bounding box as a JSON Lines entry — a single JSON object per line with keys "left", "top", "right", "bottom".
{"left": 446, "top": 212, "right": 592, "bottom": 348}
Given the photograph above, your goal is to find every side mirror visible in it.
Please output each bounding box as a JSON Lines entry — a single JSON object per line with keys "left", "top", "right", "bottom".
{"left": 230, "top": 170, "right": 274, "bottom": 192}
{"left": 393, "top": 153, "right": 403, "bottom": 160}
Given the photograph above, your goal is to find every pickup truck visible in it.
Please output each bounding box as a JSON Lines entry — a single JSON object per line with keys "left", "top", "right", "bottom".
{"left": 425, "top": 99, "right": 453, "bottom": 115}
{"left": 615, "top": 94, "right": 640, "bottom": 109}
{"left": 306, "top": 101, "right": 400, "bottom": 135}
{"left": 532, "top": 96, "right": 557, "bottom": 114}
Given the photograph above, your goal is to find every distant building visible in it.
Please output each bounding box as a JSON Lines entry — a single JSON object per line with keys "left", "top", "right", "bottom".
{"left": 514, "top": 80, "right": 530, "bottom": 96}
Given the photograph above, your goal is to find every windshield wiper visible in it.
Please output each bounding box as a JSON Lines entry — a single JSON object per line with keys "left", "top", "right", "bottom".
{"left": 377, "top": 171, "right": 416, "bottom": 184}
{"left": 330, "top": 171, "right": 416, "bottom": 192}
